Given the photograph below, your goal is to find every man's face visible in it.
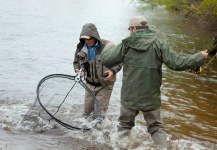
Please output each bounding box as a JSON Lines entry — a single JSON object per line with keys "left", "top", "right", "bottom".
{"left": 85, "top": 37, "right": 96, "bottom": 47}
{"left": 129, "top": 26, "right": 137, "bottom": 34}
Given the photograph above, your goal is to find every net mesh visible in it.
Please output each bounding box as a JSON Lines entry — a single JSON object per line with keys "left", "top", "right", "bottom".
{"left": 27, "top": 74, "right": 101, "bottom": 130}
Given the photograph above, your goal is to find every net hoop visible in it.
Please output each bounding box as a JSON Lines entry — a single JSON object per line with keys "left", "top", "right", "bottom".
{"left": 36, "top": 74, "right": 101, "bottom": 131}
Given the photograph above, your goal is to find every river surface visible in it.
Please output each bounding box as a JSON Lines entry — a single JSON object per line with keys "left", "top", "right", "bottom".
{"left": 0, "top": 0, "right": 216, "bottom": 150}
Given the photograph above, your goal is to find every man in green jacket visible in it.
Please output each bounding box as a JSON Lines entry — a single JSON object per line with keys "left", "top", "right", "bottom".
{"left": 73, "top": 23, "right": 122, "bottom": 119}
{"left": 100, "top": 16, "right": 208, "bottom": 148}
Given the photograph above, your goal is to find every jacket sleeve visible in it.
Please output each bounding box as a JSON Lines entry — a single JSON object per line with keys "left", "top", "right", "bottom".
{"left": 73, "top": 48, "right": 80, "bottom": 71}
{"left": 100, "top": 43, "right": 124, "bottom": 68}
{"left": 110, "top": 63, "right": 122, "bottom": 74}
{"left": 159, "top": 40, "right": 204, "bottom": 71}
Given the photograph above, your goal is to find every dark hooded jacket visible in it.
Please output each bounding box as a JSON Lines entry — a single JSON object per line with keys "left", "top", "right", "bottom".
{"left": 73, "top": 23, "right": 122, "bottom": 87}
{"left": 100, "top": 28, "right": 204, "bottom": 111}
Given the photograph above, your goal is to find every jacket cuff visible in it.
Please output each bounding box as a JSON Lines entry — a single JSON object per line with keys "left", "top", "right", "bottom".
{"left": 110, "top": 69, "right": 116, "bottom": 75}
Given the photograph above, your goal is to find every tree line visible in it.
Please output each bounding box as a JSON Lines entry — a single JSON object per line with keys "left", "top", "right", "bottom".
{"left": 138, "top": 0, "right": 217, "bottom": 30}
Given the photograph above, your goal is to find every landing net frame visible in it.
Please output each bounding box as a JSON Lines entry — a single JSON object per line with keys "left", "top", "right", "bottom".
{"left": 36, "top": 74, "right": 101, "bottom": 131}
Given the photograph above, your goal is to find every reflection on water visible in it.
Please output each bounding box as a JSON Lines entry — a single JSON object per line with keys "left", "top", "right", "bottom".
{"left": 161, "top": 64, "right": 217, "bottom": 143}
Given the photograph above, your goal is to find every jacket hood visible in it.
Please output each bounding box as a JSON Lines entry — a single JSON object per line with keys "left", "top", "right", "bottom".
{"left": 122, "top": 28, "right": 157, "bottom": 51}
{"left": 80, "top": 23, "right": 101, "bottom": 41}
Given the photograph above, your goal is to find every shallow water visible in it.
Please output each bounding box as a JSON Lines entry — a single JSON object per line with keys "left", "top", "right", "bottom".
{"left": 0, "top": 0, "right": 216, "bottom": 149}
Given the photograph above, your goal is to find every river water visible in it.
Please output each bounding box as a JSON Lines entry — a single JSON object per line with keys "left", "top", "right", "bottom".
{"left": 0, "top": 0, "right": 216, "bottom": 149}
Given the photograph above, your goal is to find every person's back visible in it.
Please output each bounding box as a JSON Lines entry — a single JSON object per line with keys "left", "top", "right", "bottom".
{"left": 120, "top": 27, "right": 163, "bottom": 111}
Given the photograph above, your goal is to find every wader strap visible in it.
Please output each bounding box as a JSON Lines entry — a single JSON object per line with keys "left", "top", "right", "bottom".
{"left": 86, "top": 79, "right": 101, "bottom": 87}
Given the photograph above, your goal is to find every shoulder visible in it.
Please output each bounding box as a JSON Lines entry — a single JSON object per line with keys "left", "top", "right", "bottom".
{"left": 100, "top": 39, "right": 109, "bottom": 45}
{"left": 77, "top": 41, "right": 85, "bottom": 50}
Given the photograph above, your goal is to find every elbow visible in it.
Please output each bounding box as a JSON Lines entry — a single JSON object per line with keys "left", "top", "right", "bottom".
{"left": 101, "top": 60, "right": 113, "bottom": 68}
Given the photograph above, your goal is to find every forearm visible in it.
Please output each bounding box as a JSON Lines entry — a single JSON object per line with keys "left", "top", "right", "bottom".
{"left": 73, "top": 50, "right": 81, "bottom": 71}
{"left": 110, "top": 63, "right": 122, "bottom": 74}
{"left": 101, "top": 43, "right": 123, "bottom": 68}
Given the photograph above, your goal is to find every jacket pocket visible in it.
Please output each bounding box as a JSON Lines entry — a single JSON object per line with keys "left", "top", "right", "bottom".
{"left": 77, "top": 51, "right": 88, "bottom": 64}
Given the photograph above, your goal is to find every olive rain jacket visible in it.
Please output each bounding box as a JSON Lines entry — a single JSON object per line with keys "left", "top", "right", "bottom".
{"left": 73, "top": 23, "right": 122, "bottom": 87}
{"left": 100, "top": 28, "right": 204, "bottom": 111}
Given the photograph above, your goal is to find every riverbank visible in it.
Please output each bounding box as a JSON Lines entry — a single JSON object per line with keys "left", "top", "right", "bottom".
{"left": 175, "top": 9, "right": 217, "bottom": 32}
{"left": 138, "top": 0, "right": 217, "bottom": 32}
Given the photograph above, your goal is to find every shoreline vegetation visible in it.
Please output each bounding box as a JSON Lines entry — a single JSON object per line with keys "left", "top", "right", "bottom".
{"left": 137, "top": 0, "right": 217, "bottom": 31}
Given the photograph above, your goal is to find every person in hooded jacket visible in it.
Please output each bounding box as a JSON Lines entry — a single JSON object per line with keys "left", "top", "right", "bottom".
{"left": 73, "top": 23, "right": 122, "bottom": 119}
{"left": 100, "top": 16, "right": 208, "bottom": 148}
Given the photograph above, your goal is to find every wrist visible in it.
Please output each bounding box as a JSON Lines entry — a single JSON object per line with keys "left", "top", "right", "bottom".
{"left": 110, "top": 69, "right": 116, "bottom": 75}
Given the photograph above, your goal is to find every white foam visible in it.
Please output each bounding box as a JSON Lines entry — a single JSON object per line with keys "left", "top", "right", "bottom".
{"left": 66, "top": 111, "right": 215, "bottom": 150}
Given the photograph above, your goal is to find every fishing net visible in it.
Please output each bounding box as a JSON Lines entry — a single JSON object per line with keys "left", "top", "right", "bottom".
{"left": 33, "top": 74, "right": 101, "bottom": 131}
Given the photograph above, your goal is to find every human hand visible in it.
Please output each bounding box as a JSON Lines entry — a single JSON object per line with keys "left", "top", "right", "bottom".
{"left": 201, "top": 50, "right": 208, "bottom": 59}
{"left": 75, "top": 69, "right": 84, "bottom": 77}
{"left": 189, "top": 66, "right": 203, "bottom": 74}
{"left": 103, "top": 70, "right": 114, "bottom": 81}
